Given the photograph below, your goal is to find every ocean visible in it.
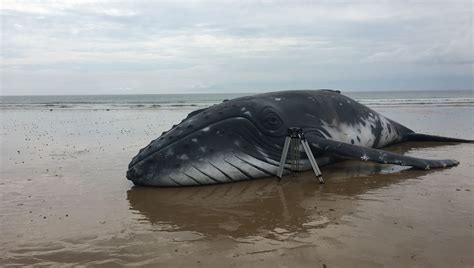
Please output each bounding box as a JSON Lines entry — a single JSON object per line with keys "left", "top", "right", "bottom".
{"left": 0, "top": 90, "right": 472, "bottom": 110}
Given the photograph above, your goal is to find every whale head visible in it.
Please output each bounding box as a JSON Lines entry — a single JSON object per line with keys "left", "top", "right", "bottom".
{"left": 125, "top": 91, "right": 324, "bottom": 186}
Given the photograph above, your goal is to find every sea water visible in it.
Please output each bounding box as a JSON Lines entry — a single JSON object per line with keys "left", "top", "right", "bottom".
{"left": 1, "top": 90, "right": 472, "bottom": 110}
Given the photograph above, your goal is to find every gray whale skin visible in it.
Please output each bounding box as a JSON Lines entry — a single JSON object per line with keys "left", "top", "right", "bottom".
{"left": 127, "top": 90, "right": 472, "bottom": 186}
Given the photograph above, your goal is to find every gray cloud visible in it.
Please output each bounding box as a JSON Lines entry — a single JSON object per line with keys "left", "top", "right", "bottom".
{"left": 0, "top": 0, "right": 472, "bottom": 95}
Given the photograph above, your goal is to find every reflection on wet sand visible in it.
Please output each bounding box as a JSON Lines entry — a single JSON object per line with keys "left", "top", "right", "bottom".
{"left": 127, "top": 142, "right": 445, "bottom": 238}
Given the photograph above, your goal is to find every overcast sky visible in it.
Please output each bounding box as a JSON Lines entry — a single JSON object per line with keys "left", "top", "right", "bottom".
{"left": 0, "top": 0, "right": 472, "bottom": 95}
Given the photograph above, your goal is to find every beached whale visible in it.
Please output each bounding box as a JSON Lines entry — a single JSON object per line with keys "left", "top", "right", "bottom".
{"left": 126, "top": 90, "right": 471, "bottom": 186}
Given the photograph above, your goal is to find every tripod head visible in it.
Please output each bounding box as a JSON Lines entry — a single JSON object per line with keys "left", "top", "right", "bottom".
{"left": 287, "top": 127, "right": 304, "bottom": 139}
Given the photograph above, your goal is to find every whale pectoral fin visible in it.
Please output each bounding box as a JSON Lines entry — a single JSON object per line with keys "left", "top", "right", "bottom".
{"left": 306, "top": 135, "right": 459, "bottom": 170}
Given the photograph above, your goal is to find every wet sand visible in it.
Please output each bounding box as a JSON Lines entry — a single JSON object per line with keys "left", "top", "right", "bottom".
{"left": 1, "top": 105, "right": 473, "bottom": 267}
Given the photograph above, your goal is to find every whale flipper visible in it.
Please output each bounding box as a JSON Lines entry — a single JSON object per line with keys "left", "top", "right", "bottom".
{"left": 307, "top": 135, "right": 459, "bottom": 170}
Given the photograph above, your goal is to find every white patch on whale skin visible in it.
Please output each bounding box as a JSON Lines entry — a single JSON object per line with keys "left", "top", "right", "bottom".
{"left": 241, "top": 107, "right": 246, "bottom": 112}
{"left": 376, "top": 116, "right": 400, "bottom": 146}
{"left": 320, "top": 119, "right": 373, "bottom": 146}
{"left": 202, "top": 127, "right": 210, "bottom": 132}
{"left": 243, "top": 111, "right": 252, "bottom": 117}
{"left": 192, "top": 138, "right": 198, "bottom": 143}
{"left": 319, "top": 114, "right": 399, "bottom": 148}
{"left": 274, "top": 97, "right": 282, "bottom": 101}
{"left": 179, "top": 154, "right": 189, "bottom": 160}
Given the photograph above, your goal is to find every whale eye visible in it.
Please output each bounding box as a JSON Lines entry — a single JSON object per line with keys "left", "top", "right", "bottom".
{"left": 260, "top": 109, "right": 283, "bottom": 131}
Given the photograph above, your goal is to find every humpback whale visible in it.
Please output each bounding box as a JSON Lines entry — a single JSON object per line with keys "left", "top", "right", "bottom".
{"left": 126, "top": 90, "right": 472, "bottom": 186}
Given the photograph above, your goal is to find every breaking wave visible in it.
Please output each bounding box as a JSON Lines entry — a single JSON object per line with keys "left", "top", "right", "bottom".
{"left": 1, "top": 91, "right": 472, "bottom": 110}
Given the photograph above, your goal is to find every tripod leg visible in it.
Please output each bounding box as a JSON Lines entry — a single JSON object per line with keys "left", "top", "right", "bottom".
{"left": 301, "top": 139, "right": 325, "bottom": 184}
{"left": 277, "top": 136, "right": 292, "bottom": 178}
{"left": 290, "top": 138, "right": 300, "bottom": 175}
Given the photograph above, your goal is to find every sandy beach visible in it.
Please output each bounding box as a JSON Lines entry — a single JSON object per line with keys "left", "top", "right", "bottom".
{"left": 1, "top": 105, "right": 473, "bottom": 267}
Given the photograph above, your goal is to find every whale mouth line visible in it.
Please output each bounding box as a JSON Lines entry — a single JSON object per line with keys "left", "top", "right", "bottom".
{"left": 129, "top": 116, "right": 259, "bottom": 169}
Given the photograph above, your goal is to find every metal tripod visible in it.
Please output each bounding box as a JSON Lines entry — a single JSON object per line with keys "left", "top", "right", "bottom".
{"left": 277, "top": 127, "right": 324, "bottom": 184}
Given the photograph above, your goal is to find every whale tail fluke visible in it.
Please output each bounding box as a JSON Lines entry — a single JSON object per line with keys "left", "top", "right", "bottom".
{"left": 404, "top": 133, "right": 474, "bottom": 143}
